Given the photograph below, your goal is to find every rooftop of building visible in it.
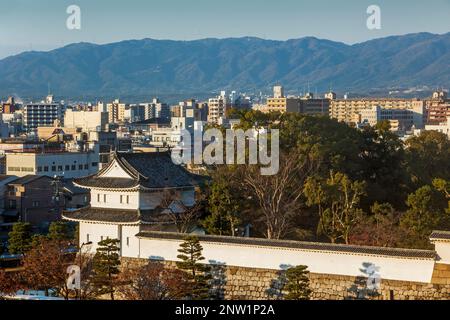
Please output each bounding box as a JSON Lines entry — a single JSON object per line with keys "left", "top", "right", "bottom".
{"left": 430, "top": 230, "right": 450, "bottom": 241}
{"left": 62, "top": 206, "right": 168, "bottom": 224}
{"left": 75, "top": 151, "right": 200, "bottom": 190}
{"left": 135, "top": 231, "right": 437, "bottom": 260}
{"left": 130, "top": 118, "right": 170, "bottom": 125}
{"left": 7, "top": 175, "right": 51, "bottom": 185}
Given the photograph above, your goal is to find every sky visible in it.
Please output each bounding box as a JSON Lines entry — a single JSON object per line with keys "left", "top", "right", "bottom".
{"left": 0, "top": 0, "right": 449, "bottom": 58}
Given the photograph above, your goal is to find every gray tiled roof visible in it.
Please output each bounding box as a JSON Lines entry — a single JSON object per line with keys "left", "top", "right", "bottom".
{"left": 62, "top": 206, "right": 163, "bottom": 224}
{"left": 136, "top": 231, "right": 436, "bottom": 259}
{"left": 430, "top": 230, "right": 450, "bottom": 241}
{"left": 75, "top": 152, "right": 199, "bottom": 189}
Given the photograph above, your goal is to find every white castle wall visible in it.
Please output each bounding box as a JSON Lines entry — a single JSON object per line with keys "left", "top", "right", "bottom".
{"left": 133, "top": 236, "right": 435, "bottom": 283}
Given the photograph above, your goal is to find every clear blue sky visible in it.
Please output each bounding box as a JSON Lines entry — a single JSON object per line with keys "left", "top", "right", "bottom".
{"left": 0, "top": 0, "right": 449, "bottom": 58}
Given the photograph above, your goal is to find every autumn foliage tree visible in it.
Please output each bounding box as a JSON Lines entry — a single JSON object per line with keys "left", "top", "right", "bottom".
{"left": 117, "top": 262, "right": 190, "bottom": 300}
{"left": 21, "top": 238, "right": 75, "bottom": 299}
{"left": 0, "top": 270, "right": 24, "bottom": 298}
{"left": 350, "top": 202, "right": 404, "bottom": 247}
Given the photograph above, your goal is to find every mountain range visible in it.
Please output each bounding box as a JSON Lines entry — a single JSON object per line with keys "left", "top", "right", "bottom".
{"left": 0, "top": 32, "right": 449, "bottom": 99}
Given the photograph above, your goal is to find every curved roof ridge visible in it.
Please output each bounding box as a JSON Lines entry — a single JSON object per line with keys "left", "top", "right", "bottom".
{"left": 114, "top": 152, "right": 142, "bottom": 180}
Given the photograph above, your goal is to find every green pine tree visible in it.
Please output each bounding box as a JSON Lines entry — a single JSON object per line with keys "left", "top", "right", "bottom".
{"left": 176, "top": 236, "right": 211, "bottom": 300}
{"left": 8, "top": 222, "right": 33, "bottom": 255}
{"left": 91, "top": 238, "right": 121, "bottom": 300}
{"left": 283, "top": 265, "right": 312, "bottom": 300}
{"left": 48, "top": 221, "right": 73, "bottom": 242}
{"left": 202, "top": 181, "right": 240, "bottom": 236}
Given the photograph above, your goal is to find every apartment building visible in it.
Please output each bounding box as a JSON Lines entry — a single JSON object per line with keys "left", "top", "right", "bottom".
{"left": 23, "top": 95, "right": 64, "bottom": 131}
{"left": 425, "top": 91, "right": 450, "bottom": 124}
{"left": 265, "top": 86, "right": 330, "bottom": 116}
{"left": 359, "top": 105, "right": 424, "bottom": 131}
{"left": 330, "top": 98, "right": 425, "bottom": 126}
{"left": 107, "top": 99, "right": 128, "bottom": 123}
{"left": 425, "top": 116, "right": 450, "bottom": 139}
{"left": 6, "top": 149, "right": 99, "bottom": 179}
{"left": 64, "top": 108, "right": 109, "bottom": 131}
{"left": 208, "top": 91, "right": 228, "bottom": 124}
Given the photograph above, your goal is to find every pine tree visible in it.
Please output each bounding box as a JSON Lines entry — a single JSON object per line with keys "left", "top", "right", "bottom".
{"left": 48, "top": 221, "right": 73, "bottom": 242}
{"left": 176, "top": 236, "right": 211, "bottom": 300}
{"left": 8, "top": 222, "right": 32, "bottom": 255}
{"left": 91, "top": 238, "right": 121, "bottom": 300}
{"left": 202, "top": 181, "right": 240, "bottom": 236}
{"left": 283, "top": 265, "right": 312, "bottom": 300}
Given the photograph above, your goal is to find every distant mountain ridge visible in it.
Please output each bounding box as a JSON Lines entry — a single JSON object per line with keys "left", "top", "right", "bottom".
{"left": 0, "top": 32, "right": 449, "bottom": 98}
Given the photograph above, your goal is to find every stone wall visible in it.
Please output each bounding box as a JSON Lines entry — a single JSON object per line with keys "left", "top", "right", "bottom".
{"left": 121, "top": 258, "right": 450, "bottom": 300}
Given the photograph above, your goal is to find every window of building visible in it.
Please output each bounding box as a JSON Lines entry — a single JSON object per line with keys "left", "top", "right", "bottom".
{"left": 8, "top": 199, "right": 16, "bottom": 209}
{"left": 32, "top": 201, "right": 40, "bottom": 207}
{"left": 101, "top": 236, "right": 104, "bottom": 241}
{"left": 87, "top": 234, "right": 90, "bottom": 242}
{"left": 120, "top": 195, "right": 123, "bottom": 204}
{"left": 103, "top": 194, "right": 107, "bottom": 203}
{"left": 44, "top": 166, "right": 49, "bottom": 172}
{"left": 8, "top": 167, "right": 21, "bottom": 172}
{"left": 65, "top": 165, "right": 70, "bottom": 171}
{"left": 84, "top": 164, "right": 89, "bottom": 170}
{"left": 21, "top": 167, "right": 34, "bottom": 172}
{"left": 71, "top": 165, "right": 76, "bottom": 170}
{"left": 37, "top": 166, "right": 42, "bottom": 172}
{"left": 126, "top": 237, "right": 130, "bottom": 246}
{"left": 52, "top": 166, "right": 56, "bottom": 171}
{"left": 79, "top": 164, "right": 83, "bottom": 170}
{"left": 58, "top": 166, "right": 63, "bottom": 172}
{"left": 126, "top": 195, "right": 130, "bottom": 204}
{"left": 92, "top": 162, "right": 98, "bottom": 167}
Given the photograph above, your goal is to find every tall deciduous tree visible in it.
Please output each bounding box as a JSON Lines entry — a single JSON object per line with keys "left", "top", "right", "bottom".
{"left": 8, "top": 223, "right": 33, "bottom": 255}
{"left": 304, "top": 171, "right": 366, "bottom": 244}
{"left": 91, "top": 238, "right": 121, "bottom": 300}
{"left": 244, "top": 150, "right": 317, "bottom": 239}
{"left": 176, "top": 236, "right": 211, "bottom": 300}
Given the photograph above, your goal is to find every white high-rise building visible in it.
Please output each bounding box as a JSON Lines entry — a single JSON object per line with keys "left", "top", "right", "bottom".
{"left": 207, "top": 92, "right": 228, "bottom": 124}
